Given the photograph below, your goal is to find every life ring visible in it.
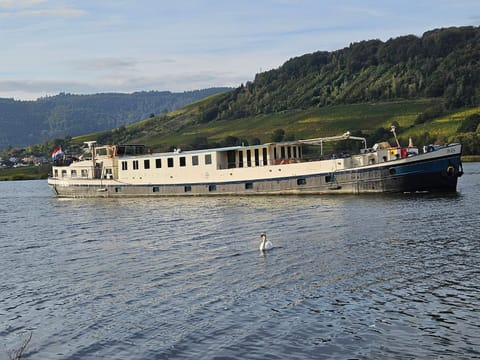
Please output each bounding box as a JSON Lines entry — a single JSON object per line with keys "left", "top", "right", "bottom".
{"left": 446, "top": 165, "right": 455, "bottom": 176}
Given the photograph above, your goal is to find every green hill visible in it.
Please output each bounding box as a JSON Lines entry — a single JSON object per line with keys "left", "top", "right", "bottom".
{"left": 216, "top": 26, "right": 480, "bottom": 117}
{"left": 65, "top": 26, "right": 480, "bottom": 155}
{"left": 4, "top": 26, "right": 480, "bottom": 163}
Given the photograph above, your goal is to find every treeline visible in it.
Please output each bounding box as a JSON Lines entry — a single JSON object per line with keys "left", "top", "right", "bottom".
{"left": 0, "top": 88, "right": 230, "bottom": 149}
{"left": 198, "top": 26, "right": 480, "bottom": 122}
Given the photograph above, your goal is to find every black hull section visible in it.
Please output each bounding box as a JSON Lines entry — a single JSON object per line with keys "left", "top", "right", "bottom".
{"left": 382, "top": 171, "right": 459, "bottom": 193}
{"left": 377, "top": 154, "right": 462, "bottom": 194}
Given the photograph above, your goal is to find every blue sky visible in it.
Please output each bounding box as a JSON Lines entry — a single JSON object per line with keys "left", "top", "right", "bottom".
{"left": 0, "top": 0, "right": 479, "bottom": 100}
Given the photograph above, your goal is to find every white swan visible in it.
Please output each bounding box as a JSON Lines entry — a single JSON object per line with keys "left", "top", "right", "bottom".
{"left": 259, "top": 233, "right": 273, "bottom": 251}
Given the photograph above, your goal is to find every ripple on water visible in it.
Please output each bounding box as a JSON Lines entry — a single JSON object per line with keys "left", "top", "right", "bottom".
{"left": 1, "top": 170, "right": 480, "bottom": 359}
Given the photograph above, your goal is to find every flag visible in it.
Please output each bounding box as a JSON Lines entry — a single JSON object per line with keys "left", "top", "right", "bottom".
{"left": 51, "top": 146, "right": 63, "bottom": 161}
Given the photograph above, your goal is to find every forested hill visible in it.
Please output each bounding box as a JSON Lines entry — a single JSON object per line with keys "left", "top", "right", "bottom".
{"left": 0, "top": 88, "right": 230, "bottom": 149}
{"left": 200, "top": 26, "right": 479, "bottom": 122}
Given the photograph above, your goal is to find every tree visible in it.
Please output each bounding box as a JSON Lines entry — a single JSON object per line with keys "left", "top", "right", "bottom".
{"left": 457, "top": 113, "right": 480, "bottom": 133}
{"left": 271, "top": 129, "right": 285, "bottom": 142}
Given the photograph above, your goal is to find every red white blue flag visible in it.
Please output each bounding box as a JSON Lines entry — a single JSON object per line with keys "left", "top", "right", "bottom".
{"left": 51, "top": 146, "right": 63, "bottom": 160}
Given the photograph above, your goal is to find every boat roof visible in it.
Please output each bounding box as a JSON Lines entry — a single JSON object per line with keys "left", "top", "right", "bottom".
{"left": 97, "top": 132, "right": 366, "bottom": 157}
{"left": 151, "top": 141, "right": 302, "bottom": 157}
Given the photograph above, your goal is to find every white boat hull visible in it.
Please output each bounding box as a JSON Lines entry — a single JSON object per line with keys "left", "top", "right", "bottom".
{"left": 48, "top": 143, "right": 463, "bottom": 197}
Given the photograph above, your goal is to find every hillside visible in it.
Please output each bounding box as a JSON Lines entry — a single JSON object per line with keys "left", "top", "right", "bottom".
{"left": 3, "top": 26, "right": 480, "bottom": 163}
{"left": 65, "top": 26, "right": 480, "bottom": 155}
{"left": 210, "top": 26, "right": 479, "bottom": 120}
{"left": 0, "top": 88, "right": 230, "bottom": 149}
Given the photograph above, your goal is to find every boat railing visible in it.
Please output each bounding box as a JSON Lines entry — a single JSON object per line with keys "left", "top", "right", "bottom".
{"left": 53, "top": 158, "right": 76, "bottom": 167}
{"left": 298, "top": 131, "right": 367, "bottom": 156}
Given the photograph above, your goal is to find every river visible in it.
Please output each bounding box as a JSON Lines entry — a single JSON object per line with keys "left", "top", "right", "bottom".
{"left": 1, "top": 163, "right": 479, "bottom": 359}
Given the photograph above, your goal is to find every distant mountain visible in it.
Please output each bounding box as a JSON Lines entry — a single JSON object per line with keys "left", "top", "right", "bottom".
{"left": 0, "top": 89, "right": 231, "bottom": 149}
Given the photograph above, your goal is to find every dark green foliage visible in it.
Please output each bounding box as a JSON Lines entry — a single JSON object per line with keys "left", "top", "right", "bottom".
{"left": 457, "top": 113, "right": 480, "bottom": 133}
{"left": 197, "top": 26, "right": 480, "bottom": 123}
{"left": 223, "top": 136, "right": 242, "bottom": 147}
{"left": 368, "top": 127, "right": 394, "bottom": 145}
{"left": 450, "top": 132, "right": 480, "bottom": 154}
{"left": 189, "top": 137, "right": 210, "bottom": 149}
{"left": 271, "top": 129, "right": 285, "bottom": 142}
{"left": 415, "top": 104, "right": 446, "bottom": 124}
{"left": 199, "top": 106, "right": 219, "bottom": 123}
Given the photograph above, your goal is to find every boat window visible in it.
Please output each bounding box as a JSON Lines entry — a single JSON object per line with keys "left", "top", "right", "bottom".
{"left": 81, "top": 169, "right": 88, "bottom": 177}
{"left": 246, "top": 150, "right": 252, "bottom": 167}
{"left": 281, "top": 146, "right": 286, "bottom": 159}
{"left": 205, "top": 154, "right": 212, "bottom": 165}
{"left": 62, "top": 170, "right": 67, "bottom": 177}
{"left": 115, "top": 187, "right": 122, "bottom": 193}
{"left": 167, "top": 158, "right": 174, "bottom": 168}
{"left": 297, "top": 178, "right": 306, "bottom": 185}
{"left": 293, "top": 147, "right": 297, "bottom": 158}
{"left": 274, "top": 147, "right": 277, "bottom": 160}
{"left": 238, "top": 151, "right": 243, "bottom": 168}
{"left": 71, "top": 170, "right": 77, "bottom": 177}
{"left": 117, "top": 145, "right": 146, "bottom": 156}
{"left": 144, "top": 159, "right": 150, "bottom": 169}
{"left": 262, "top": 148, "right": 268, "bottom": 165}
{"left": 156, "top": 158, "right": 162, "bottom": 168}
{"left": 179, "top": 157, "right": 186, "bottom": 167}
{"left": 227, "top": 150, "right": 236, "bottom": 169}
{"left": 133, "top": 160, "right": 139, "bottom": 170}
{"left": 152, "top": 186, "right": 159, "bottom": 192}
{"left": 245, "top": 182, "right": 253, "bottom": 189}
{"left": 96, "top": 148, "right": 108, "bottom": 156}
{"left": 254, "top": 149, "right": 259, "bottom": 166}
{"left": 184, "top": 185, "right": 192, "bottom": 192}
{"left": 122, "top": 161, "right": 128, "bottom": 170}
{"left": 287, "top": 147, "right": 292, "bottom": 158}
{"left": 192, "top": 156, "right": 199, "bottom": 166}
{"left": 54, "top": 169, "right": 58, "bottom": 177}
{"left": 208, "top": 184, "right": 216, "bottom": 192}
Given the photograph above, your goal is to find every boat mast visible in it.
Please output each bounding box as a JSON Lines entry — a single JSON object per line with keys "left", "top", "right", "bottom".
{"left": 85, "top": 141, "right": 97, "bottom": 175}
{"left": 390, "top": 126, "right": 401, "bottom": 148}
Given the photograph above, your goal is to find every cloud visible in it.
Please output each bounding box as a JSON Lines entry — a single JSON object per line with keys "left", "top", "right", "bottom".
{"left": 0, "top": 0, "right": 86, "bottom": 17}
{"left": 470, "top": 15, "right": 480, "bottom": 24}
{"left": 340, "top": 5, "right": 386, "bottom": 18}
{"left": 17, "top": 7, "right": 87, "bottom": 17}
{"left": 0, "top": 79, "right": 96, "bottom": 94}
{"left": 0, "top": 0, "right": 46, "bottom": 8}
{"left": 71, "top": 58, "right": 139, "bottom": 72}
{"left": 0, "top": 67, "right": 247, "bottom": 100}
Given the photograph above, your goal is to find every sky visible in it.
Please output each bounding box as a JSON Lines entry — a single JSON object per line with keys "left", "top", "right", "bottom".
{"left": 0, "top": 0, "right": 479, "bottom": 100}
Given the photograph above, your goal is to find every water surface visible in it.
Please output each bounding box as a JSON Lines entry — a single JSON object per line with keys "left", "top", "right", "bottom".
{"left": 1, "top": 163, "right": 479, "bottom": 359}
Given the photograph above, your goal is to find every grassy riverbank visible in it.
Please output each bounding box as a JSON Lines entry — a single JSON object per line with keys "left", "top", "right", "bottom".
{"left": 0, "top": 165, "right": 50, "bottom": 181}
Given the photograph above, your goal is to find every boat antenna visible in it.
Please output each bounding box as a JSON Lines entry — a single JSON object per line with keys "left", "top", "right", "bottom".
{"left": 390, "top": 126, "right": 400, "bottom": 148}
